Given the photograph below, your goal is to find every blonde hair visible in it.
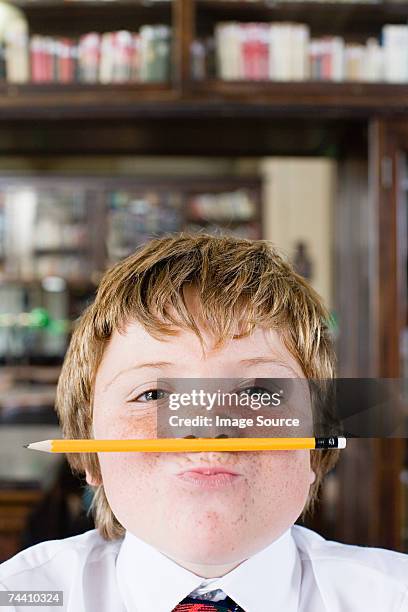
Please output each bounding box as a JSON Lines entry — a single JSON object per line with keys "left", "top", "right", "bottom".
{"left": 55, "top": 232, "right": 339, "bottom": 540}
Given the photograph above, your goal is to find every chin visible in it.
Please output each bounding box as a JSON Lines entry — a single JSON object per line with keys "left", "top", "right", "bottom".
{"left": 167, "top": 524, "right": 260, "bottom": 566}
{"left": 170, "top": 539, "right": 248, "bottom": 567}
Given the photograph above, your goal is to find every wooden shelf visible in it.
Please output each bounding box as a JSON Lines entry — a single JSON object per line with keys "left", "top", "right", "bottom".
{"left": 187, "top": 81, "right": 408, "bottom": 117}
{"left": 0, "top": 81, "right": 408, "bottom": 119}
{"left": 33, "top": 246, "right": 88, "bottom": 255}
{"left": 1, "top": 364, "right": 61, "bottom": 382}
{"left": 0, "top": 0, "right": 406, "bottom": 120}
{"left": 0, "top": 82, "right": 178, "bottom": 118}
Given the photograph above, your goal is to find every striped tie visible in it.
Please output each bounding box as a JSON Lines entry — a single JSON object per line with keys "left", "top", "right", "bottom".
{"left": 172, "top": 595, "right": 245, "bottom": 611}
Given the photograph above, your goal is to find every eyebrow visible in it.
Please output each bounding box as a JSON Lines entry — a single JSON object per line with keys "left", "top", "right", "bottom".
{"left": 238, "top": 357, "right": 301, "bottom": 377}
{"left": 102, "top": 361, "right": 174, "bottom": 393}
{"left": 101, "top": 356, "right": 301, "bottom": 393}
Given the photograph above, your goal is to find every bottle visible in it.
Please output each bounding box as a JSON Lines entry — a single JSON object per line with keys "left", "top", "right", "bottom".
{"left": 293, "top": 240, "right": 313, "bottom": 280}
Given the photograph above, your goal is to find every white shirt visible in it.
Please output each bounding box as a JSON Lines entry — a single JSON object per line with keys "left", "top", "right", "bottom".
{"left": 0, "top": 525, "right": 407, "bottom": 612}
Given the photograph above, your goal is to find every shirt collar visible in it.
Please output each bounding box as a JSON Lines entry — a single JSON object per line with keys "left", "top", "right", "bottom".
{"left": 116, "top": 527, "right": 301, "bottom": 612}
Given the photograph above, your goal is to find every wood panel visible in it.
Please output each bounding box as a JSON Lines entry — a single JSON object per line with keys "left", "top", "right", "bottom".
{"left": 368, "top": 119, "right": 406, "bottom": 551}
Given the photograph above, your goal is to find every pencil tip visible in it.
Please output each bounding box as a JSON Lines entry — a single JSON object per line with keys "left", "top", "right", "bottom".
{"left": 23, "top": 444, "right": 29, "bottom": 448}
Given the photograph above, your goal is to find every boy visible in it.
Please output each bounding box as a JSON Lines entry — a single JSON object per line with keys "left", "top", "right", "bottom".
{"left": 0, "top": 232, "right": 407, "bottom": 612}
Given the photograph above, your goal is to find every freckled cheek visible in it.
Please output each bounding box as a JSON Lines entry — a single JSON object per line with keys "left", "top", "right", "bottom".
{"left": 92, "top": 407, "right": 157, "bottom": 439}
{"left": 98, "top": 452, "right": 162, "bottom": 499}
{"left": 251, "top": 451, "right": 313, "bottom": 498}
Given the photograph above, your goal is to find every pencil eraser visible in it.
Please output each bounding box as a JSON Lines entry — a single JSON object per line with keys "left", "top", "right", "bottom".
{"left": 338, "top": 437, "right": 347, "bottom": 449}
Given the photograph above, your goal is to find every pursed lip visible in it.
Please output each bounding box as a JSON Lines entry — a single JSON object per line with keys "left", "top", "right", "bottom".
{"left": 175, "top": 465, "right": 242, "bottom": 488}
{"left": 178, "top": 465, "right": 240, "bottom": 475}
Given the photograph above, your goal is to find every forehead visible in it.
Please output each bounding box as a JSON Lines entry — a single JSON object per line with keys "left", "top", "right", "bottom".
{"left": 96, "top": 319, "right": 304, "bottom": 378}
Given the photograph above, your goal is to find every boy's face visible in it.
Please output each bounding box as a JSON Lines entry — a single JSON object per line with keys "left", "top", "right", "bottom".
{"left": 89, "top": 306, "right": 315, "bottom": 575}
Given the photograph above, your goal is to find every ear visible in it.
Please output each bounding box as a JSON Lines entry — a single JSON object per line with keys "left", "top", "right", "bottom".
{"left": 85, "top": 469, "right": 102, "bottom": 487}
{"left": 308, "top": 466, "right": 316, "bottom": 485}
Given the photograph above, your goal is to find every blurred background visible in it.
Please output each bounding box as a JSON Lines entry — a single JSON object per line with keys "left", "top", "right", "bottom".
{"left": 0, "top": 0, "right": 407, "bottom": 562}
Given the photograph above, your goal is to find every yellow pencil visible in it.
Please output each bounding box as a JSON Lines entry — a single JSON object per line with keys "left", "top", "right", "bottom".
{"left": 24, "top": 437, "right": 346, "bottom": 453}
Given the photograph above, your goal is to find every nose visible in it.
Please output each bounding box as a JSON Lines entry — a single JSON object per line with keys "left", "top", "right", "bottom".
{"left": 184, "top": 434, "right": 229, "bottom": 439}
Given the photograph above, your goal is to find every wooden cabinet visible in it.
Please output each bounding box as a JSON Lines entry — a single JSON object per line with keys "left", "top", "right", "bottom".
{"left": 0, "top": 489, "right": 43, "bottom": 562}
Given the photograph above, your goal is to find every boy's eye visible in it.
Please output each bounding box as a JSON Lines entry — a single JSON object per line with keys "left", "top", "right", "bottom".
{"left": 239, "top": 386, "right": 266, "bottom": 396}
{"left": 236, "top": 385, "right": 283, "bottom": 409}
{"left": 238, "top": 386, "right": 274, "bottom": 398}
{"left": 131, "top": 389, "right": 169, "bottom": 403}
